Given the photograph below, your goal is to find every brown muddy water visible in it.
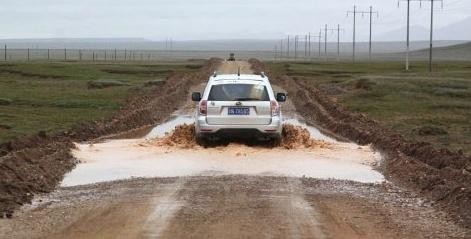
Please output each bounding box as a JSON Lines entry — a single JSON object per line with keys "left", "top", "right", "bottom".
{"left": 62, "top": 115, "right": 384, "bottom": 187}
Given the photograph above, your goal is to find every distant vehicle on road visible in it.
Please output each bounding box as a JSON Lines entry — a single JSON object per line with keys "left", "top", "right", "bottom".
{"left": 192, "top": 72, "right": 286, "bottom": 143}
{"left": 228, "top": 53, "right": 236, "bottom": 61}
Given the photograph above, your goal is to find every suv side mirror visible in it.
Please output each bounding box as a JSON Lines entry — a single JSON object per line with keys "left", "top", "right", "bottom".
{"left": 191, "top": 92, "right": 201, "bottom": 102}
{"left": 276, "top": 93, "right": 287, "bottom": 102}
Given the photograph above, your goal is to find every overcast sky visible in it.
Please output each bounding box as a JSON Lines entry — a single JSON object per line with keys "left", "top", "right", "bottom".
{"left": 1, "top": 0, "right": 470, "bottom": 41}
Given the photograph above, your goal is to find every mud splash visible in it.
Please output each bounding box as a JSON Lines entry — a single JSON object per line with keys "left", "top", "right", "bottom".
{"left": 151, "top": 124, "right": 198, "bottom": 149}
{"left": 149, "top": 123, "right": 331, "bottom": 150}
{"left": 280, "top": 124, "right": 329, "bottom": 149}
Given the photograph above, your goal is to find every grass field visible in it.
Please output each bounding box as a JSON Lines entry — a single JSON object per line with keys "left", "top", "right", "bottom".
{"left": 0, "top": 61, "right": 202, "bottom": 143}
{"left": 270, "top": 61, "right": 471, "bottom": 154}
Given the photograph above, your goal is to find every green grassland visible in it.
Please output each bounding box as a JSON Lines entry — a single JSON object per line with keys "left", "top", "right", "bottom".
{"left": 0, "top": 61, "right": 202, "bottom": 143}
{"left": 270, "top": 61, "right": 471, "bottom": 154}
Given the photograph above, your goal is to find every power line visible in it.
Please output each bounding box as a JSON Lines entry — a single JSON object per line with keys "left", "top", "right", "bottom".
{"left": 347, "top": 5, "right": 357, "bottom": 62}
{"left": 368, "top": 6, "right": 379, "bottom": 61}
{"left": 308, "top": 33, "right": 322, "bottom": 59}
{"left": 398, "top": 0, "right": 444, "bottom": 72}
{"left": 280, "top": 39, "right": 284, "bottom": 58}
{"left": 287, "top": 36, "right": 290, "bottom": 58}
{"left": 347, "top": 5, "right": 378, "bottom": 62}
{"left": 322, "top": 24, "right": 344, "bottom": 61}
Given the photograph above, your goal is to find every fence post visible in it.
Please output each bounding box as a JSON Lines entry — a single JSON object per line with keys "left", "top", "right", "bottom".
{"left": 79, "top": 49, "right": 82, "bottom": 61}
{"left": 114, "top": 48, "right": 117, "bottom": 61}
{"left": 47, "top": 49, "right": 50, "bottom": 61}
{"left": 4, "top": 45, "right": 6, "bottom": 61}
{"left": 124, "top": 49, "right": 127, "bottom": 62}
{"left": 27, "top": 48, "right": 30, "bottom": 61}
{"left": 105, "top": 50, "right": 107, "bottom": 61}
{"left": 64, "top": 48, "right": 67, "bottom": 61}
{"left": 92, "top": 51, "right": 95, "bottom": 61}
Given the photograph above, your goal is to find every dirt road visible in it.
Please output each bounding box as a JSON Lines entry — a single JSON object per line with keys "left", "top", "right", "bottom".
{"left": 215, "top": 60, "right": 253, "bottom": 74}
{"left": 0, "top": 61, "right": 469, "bottom": 239}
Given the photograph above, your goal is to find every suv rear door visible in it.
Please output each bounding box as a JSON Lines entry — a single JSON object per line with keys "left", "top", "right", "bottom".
{"left": 205, "top": 83, "right": 272, "bottom": 125}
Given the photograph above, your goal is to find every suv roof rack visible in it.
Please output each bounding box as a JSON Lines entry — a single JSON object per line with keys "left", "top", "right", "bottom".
{"left": 260, "top": 72, "right": 266, "bottom": 78}
{"left": 213, "top": 71, "right": 217, "bottom": 77}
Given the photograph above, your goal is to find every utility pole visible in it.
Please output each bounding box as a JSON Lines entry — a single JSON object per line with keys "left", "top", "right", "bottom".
{"left": 304, "top": 35, "right": 308, "bottom": 58}
{"left": 365, "top": 6, "right": 379, "bottom": 61}
{"left": 319, "top": 29, "right": 322, "bottom": 58}
{"left": 336, "top": 25, "right": 345, "bottom": 61}
{"left": 369, "top": 6, "right": 373, "bottom": 60}
{"left": 325, "top": 24, "right": 328, "bottom": 60}
{"left": 323, "top": 25, "right": 343, "bottom": 61}
{"left": 280, "top": 39, "right": 283, "bottom": 59}
{"left": 274, "top": 45, "right": 278, "bottom": 61}
{"left": 399, "top": 0, "right": 443, "bottom": 72}
{"left": 308, "top": 32, "right": 311, "bottom": 57}
{"left": 308, "top": 34, "right": 321, "bottom": 60}
{"left": 406, "top": 0, "right": 411, "bottom": 70}
{"left": 429, "top": 1, "right": 435, "bottom": 72}
{"left": 347, "top": 5, "right": 357, "bottom": 62}
{"left": 348, "top": 5, "right": 378, "bottom": 62}
{"left": 287, "top": 36, "right": 290, "bottom": 58}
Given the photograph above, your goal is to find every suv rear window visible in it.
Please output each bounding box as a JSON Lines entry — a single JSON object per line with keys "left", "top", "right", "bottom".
{"left": 208, "top": 84, "right": 269, "bottom": 101}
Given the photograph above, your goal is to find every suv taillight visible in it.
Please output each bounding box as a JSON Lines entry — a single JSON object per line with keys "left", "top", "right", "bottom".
{"left": 271, "top": 100, "right": 279, "bottom": 117}
{"left": 199, "top": 100, "right": 208, "bottom": 115}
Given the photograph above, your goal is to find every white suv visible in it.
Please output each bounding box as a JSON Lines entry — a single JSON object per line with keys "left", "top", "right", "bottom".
{"left": 192, "top": 72, "right": 286, "bottom": 142}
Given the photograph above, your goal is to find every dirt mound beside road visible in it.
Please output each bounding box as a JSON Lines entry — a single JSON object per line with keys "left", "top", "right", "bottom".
{"left": 0, "top": 58, "right": 222, "bottom": 217}
{"left": 0, "top": 134, "right": 75, "bottom": 218}
{"left": 248, "top": 58, "right": 471, "bottom": 227}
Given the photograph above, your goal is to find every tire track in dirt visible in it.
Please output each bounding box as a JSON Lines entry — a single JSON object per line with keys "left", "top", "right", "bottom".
{"left": 216, "top": 60, "right": 253, "bottom": 74}
{"left": 139, "top": 178, "right": 186, "bottom": 238}
{"left": 248, "top": 58, "right": 471, "bottom": 228}
{"left": 0, "top": 58, "right": 222, "bottom": 217}
{"left": 157, "top": 177, "right": 327, "bottom": 239}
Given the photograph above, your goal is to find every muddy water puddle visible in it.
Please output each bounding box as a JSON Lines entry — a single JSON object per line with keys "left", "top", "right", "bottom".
{"left": 63, "top": 116, "right": 384, "bottom": 187}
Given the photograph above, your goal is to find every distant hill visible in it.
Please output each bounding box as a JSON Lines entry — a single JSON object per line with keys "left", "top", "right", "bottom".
{"left": 378, "top": 17, "right": 471, "bottom": 41}
{"left": 436, "top": 17, "right": 471, "bottom": 41}
{"left": 377, "top": 25, "right": 430, "bottom": 42}
{"left": 410, "top": 41, "right": 471, "bottom": 60}
{"left": 0, "top": 37, "right": 465, "bottom": 55}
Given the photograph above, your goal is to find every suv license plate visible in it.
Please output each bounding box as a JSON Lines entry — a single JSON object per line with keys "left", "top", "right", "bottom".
{"left": 228, "top": 107, "right": 250, "bottom": 115}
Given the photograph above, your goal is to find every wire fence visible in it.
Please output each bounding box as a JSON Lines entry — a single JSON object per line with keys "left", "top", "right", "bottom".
{"left": 0, "top": 46, "right": 286, "bottom": 62}
{"left": 0, "top": 46, "right": 180, "bottom": 62}
{"left": 1, "top": 45, "right": 460, "bottom": 63}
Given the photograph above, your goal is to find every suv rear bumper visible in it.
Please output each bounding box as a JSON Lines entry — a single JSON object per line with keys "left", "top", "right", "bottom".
{"left": 195, "top": 116, "right": 282, "bottom": 138}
